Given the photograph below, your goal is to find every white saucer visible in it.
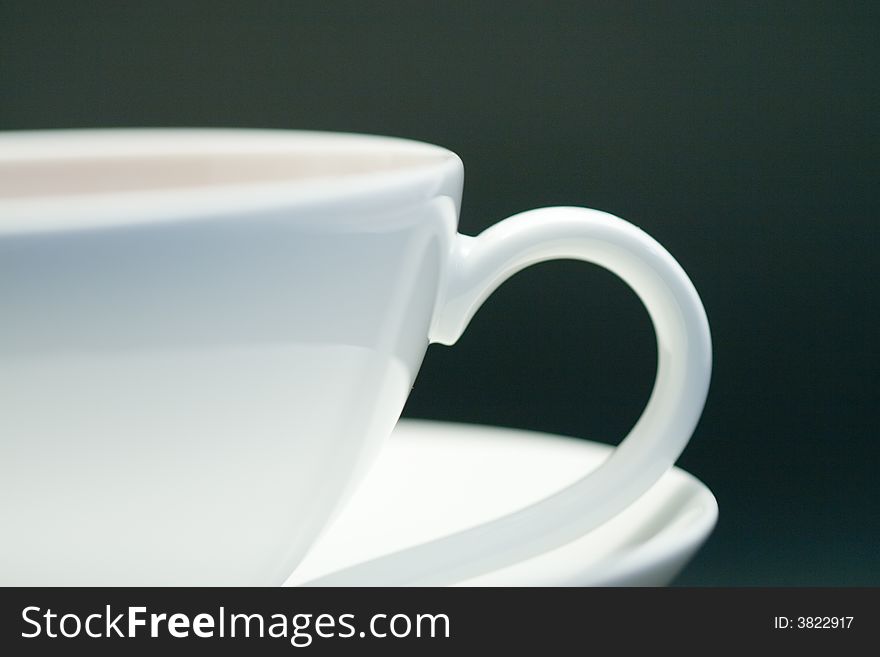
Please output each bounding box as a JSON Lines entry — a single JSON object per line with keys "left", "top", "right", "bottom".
{"left": 285, "top": 420, "right": 717, "bottom": 587}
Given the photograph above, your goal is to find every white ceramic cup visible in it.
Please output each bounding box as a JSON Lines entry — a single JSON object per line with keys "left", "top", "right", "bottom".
{"left": 0, "top": 129, "right": 711, "bottom": 585}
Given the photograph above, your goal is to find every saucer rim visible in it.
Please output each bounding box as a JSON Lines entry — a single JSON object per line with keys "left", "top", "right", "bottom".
{"left": 291, "top": 419, "right": 718, "bottom": 587}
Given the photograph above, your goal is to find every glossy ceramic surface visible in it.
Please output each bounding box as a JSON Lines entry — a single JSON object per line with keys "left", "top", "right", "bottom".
{"left": 0, "top": 130, "right": 461, "bottom": 585}
{"left": 0, "top": 129, "right": 711, "bottom": 585}
{"left": 288, "top": 421, "right": 718, "bottom": 587}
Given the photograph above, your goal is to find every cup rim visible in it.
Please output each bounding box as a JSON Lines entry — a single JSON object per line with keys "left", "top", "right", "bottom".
{"left": 0, "top": 128, "right": 464, "bottom": 234}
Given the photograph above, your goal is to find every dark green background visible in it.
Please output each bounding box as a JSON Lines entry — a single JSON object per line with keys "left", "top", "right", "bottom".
{"left": 1, "top": 1, "right": 876, "bottom": 585}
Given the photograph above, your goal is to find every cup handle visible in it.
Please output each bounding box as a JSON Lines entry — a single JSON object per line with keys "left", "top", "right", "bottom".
{"left": 306, "top": 206, "right": 712, "bottom": 586}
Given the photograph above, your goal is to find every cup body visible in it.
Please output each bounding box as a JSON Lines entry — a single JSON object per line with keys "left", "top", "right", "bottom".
{"left": 0, "top": 130, "right": 463, "bottom": 584}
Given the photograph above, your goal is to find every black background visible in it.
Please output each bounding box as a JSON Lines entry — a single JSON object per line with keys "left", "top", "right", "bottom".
{"left": 1, "top": 1, "right": 876, "bottom": 585}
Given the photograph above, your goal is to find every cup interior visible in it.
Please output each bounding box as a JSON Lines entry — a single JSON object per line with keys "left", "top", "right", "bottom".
{"left": 0, "top": 130, "right": 454, "bottom": 200}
